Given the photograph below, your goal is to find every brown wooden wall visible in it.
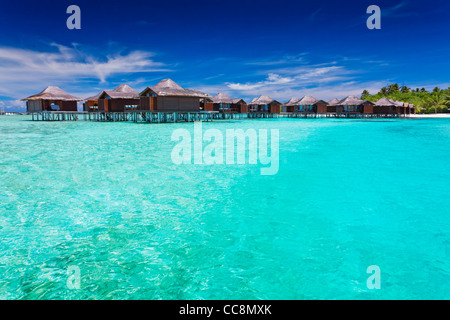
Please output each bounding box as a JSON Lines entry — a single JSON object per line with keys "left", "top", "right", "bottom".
{"left": 270, "top": 104, "right": 280, "bottom": 113}
{"left": 98, "top": 98, "right": 140, "bottom": 112}
{"left": 140, "top": 96, "right": 158, "bottom": 111}
{"left": 373, "top": 106, "right": 396, "bottom": 114}
{"left": 363, "top": 105, "right": 373, "bottom": 114}
{"left": 316, "top": 104, "right": 327, "bottom": 113}
{"left": 239, "top": 103, "right": 248, "bottom": 113}
{"left": 98, "top": 99, "right": 106, "bottom": 111}
{"left": 203, "top": 102, "right": 214, "bottom": 111}
{"left": 84, "top": 100, "right": 98, "bottom": 112}
{"left": 327, "top": 105, "right": 337, "bottom": 113}
{"left": 110, "top": 98, "right": 140, "bottom": 112}
{"left": 33, "top": 100, "right": 77, "bottom": 112}
{"left": 214, "top": 103, "right": 248, "bottom": 113}
{"left": 336, "top": 105, "right": 363, "bottom": 114}
{"left": 61, "top": 101, "right": 77, "bottom": 111}
{"left": 26, "top": 100, "right": 42, "bottom": 112}
{"left": 212, "top": 103, "right": 223, "bottom": 112}
{"left": 156, "top": 96, "right": 201, "bottom": 112}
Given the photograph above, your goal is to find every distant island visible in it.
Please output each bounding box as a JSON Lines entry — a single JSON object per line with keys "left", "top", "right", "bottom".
{"left": 361, "top": 84, "right": 450, "bottom": 114}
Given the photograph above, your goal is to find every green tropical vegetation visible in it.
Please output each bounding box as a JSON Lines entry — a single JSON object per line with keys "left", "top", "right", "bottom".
{"left": 361, "top": 84, "right": 450, "bottom": 114}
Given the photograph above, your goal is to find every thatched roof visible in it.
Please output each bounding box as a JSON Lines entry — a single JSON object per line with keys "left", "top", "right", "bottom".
{"left": 200, "top": 97, "right": 213, "bottom": 103}
{"left": 141, "top": 79, "right": 210, "bottom": 98}
{"left": 337, "top": 95, "right": 367, "bottom": 106}
{"left": 248, "top": 97, "right": 258, "bottom": 104}
{"left": 375, "top": 97, "right": 396, "bottom": 107}
{"left": 328, "top": 98, "right": 340, "bottom": 106}
{"left": 232, "top": 98, "right": 246, "bottom": 104}
{"left": 298, "top": 95, "right": 318, "bottom": 105}
{"left": 284, "top": 97, "right": 301, "bottom": 107}
{"left": 153, "top": 79, "right": 184, "bottom": 92}
{"left": 115, "top": 84, "right": 137, "bottom": 93}
{"left": 21, "top": 86, "right": 83, "bottom": 101}
{"left": 248, "top": 95, "right": 280, "bottom": 105}
{"left": 394, "top": 100, "right": 405, "bottom": 107}
{"left": 212, "top": 93, "right": 233, "bottom": 104}
{"left": 185, "top": 88, "right": 211, "bottom": 99}
{"left": 99, "top": 84, "right": 139, "bottom": 99}
{"left": 211, "top": 93, "right": 246, "bottom": 104}
{"left": 85, "top": 91, "right": 102, "bottom": 101}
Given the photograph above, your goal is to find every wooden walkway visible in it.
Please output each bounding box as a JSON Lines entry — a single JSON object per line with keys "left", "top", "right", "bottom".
{"left": 285, "top": 112, "right": 406, "bottom": 119}
{"left": 30, "top": 111, "right": 250, "bottom": 122}
{"left": 30, "top": 111, "right": 409, "bottom": 122}
{"left": 31, "top": 111, "right": 82, "bottom": 121}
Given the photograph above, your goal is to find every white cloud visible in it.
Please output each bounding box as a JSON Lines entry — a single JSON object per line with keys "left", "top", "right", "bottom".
{"left": 0, "top": 100, "right": 25, "bottom": 112}
{"left": 246, "top": 53, "right": 308, "bottom": 66}
{"left": 224, "top": 63, "right": 354, "bottom": 99}
{"left": 197, "top": 56, "right": 393, "bottom": 102}
{"left": 0, "top": 43, "right": 169, "bottom": 100}
{"left": 226, "top": 72, "right": 295, "bottom": 91}
{"left": 227, "top": 83, "right": 263, "bottom": 91}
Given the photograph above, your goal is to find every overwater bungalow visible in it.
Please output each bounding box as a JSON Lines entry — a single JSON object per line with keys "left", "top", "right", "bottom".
{"left": 284, "top": 97, "right": 300, "bottom": 113}
{"left": 373, "top": 97, "right": 397, "bottom": 115}
{"left": 21, "top": 86, "right": 83, "bottom": 112}
{"left": 232, "top": 99, "right": 248, "bottom": 113}
{"left": 327, "top": 98, "right": 340, "bottom": 113}
{"left": 200, "top": 97, "right": 214, "bottom": 112}
{"left": 210, "top": 93, "right": 247, "bottom": 113}
{"left": 248, "top": 95, "right": 281, "bottom": 113}
{"left": 83, "top": 91, "right": 101, "bottom": 112}
{"left": 248, "top": 97, "right": 256, "bottom": 112}
{"left": 296, "top": 95, "right": 328, "bottom": 113}
{"left": 139, "top": 79, "right": 210, "bottom": 112}
{"left": 395, "top": 100, "right": 407, "bottom": 115}
{"left": 97, "top": 84, "right": 140, "bottom": 112}
{"left": 336, "top": 95, "right": 375, "bottom": 114}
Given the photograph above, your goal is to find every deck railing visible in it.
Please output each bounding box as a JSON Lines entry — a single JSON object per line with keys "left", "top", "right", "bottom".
{"left": 30, "top": 110, "right": 408, "bottom": 122}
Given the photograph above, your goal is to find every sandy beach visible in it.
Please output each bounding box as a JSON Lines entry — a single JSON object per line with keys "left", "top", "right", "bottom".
{"left": 409, "top": 113, "right": 450, "bottom": 118}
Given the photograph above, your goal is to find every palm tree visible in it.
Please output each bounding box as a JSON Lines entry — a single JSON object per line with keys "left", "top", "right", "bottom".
{"left": 361, "top": 90, "right": 370, "bottom": 97}
{"left": 387, "top": 83, "right": 400, "bottom": 94}
{"left": 443, "top": 95, "right": 450, "bottom": 109}
{"left": 427, "top": 91, "right": 446, "bottom": 114}
{"left": 379, "top": 87, "right": 388, "bottom": 95}
{"left": 401, "top": 86, "right": 410, "bottom": 93}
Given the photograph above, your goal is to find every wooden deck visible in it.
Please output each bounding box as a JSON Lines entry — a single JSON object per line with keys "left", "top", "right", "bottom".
{"left": 285, "top": 112, "right": 406, "bottom": 119}
{"left": 30, "top": 111, "right": 249, "bottom": 122}
{"left": 30, "top": 111, "right": 408, "bottom": 122}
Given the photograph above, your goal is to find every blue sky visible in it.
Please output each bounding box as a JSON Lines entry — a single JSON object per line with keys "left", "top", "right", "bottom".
{"left": 0, "top": 0, "right": 449, "bottom": 111}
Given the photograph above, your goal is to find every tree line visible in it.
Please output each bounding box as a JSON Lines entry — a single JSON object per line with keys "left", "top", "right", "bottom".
{"left": 361, "top": 84, "right": 450, "bottom": 114}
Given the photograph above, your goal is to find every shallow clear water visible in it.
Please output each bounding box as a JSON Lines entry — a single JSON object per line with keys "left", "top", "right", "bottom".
{"left": 0, "top": 115, "right": 449, "bottom": 299}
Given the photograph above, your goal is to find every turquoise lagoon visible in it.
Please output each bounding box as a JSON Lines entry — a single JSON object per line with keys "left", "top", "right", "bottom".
{"left": 0, "top": 115, "right": 449, "bottom": 299}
